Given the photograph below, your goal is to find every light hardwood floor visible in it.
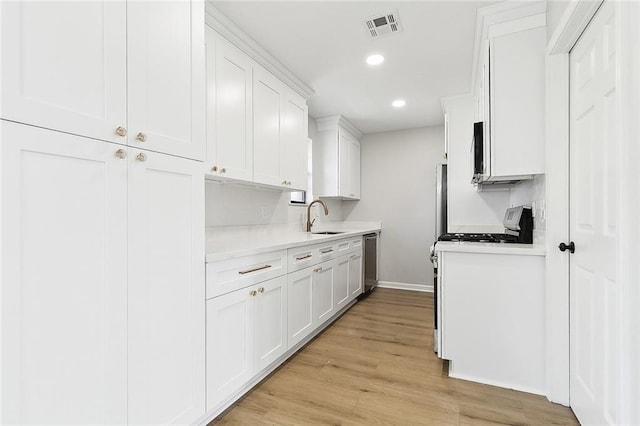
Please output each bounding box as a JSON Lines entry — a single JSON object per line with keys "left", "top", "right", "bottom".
{"left": 212, "top": 288, "right": 578, "bottom": 425}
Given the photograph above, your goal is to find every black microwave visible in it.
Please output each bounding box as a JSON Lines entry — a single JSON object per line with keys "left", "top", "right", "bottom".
{"left": 472, "top": 121, "right": 484, "bottom": 183}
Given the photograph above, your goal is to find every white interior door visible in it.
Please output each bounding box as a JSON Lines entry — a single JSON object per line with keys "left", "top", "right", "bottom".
{"left": 569, "top": 2, "right": 619, "bottom": 424}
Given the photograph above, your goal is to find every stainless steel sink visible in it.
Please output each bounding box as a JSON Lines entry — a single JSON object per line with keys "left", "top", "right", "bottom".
{"left": 311, "top": 231, "right": 344, "bottom": 235}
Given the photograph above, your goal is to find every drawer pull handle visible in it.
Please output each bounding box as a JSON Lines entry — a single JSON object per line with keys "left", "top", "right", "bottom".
{"left": 249, "top": 290, "right": 257, "bottom": 296}
{"left": 295, "top": 254, "right": 312, "bottom": 261}
{"left": 320, "top": 249, "right": 334, "bottom": 254}
{"left": 313, "top": 267, "right": 323, "bottom": 273}
{"left": 238, "top": 264, "right": 272, "bottom": 275}
{"left": 257, "top": 287, "right": 265, "bottom": 293}
{"left": 350, "top": 255, "right": 358, "bottom": 259}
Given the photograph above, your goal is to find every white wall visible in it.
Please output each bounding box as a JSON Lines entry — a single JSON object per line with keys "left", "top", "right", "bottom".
{"left": 546, "top": 1, "right": 571, "bottom": 42}
{"left": 204, "top": 181, "right": 343, "bottom": 229}
{"left": 444, "top": 96, "right": 510, "bottom": 232}
{"left": 342, "top": 126, "right": 444, "bottom": 290}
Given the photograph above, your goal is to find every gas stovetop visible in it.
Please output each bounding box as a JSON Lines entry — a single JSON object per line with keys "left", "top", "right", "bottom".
{"left": 437, "top": 232, "right": 520, "bottom": 243}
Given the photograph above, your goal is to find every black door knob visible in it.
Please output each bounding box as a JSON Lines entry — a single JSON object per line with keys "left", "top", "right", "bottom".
{"left": 558, "top": 241, "right": 575, "bottom": 253}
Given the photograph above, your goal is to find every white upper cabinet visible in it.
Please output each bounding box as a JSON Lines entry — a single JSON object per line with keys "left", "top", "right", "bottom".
{"left": 488, "top": 25, "right": 545, "bottom": 179}
{"left": 1, "top": 1, "right": 205, "bottom": 161}
{"left": 206, "top": 30, "right": 254, "bottom": 181}
{"left": 0, "top": 1, "right": 127, "bottom": 143}
{"left": 253, "top": 65, "right": 286, "bottom": 187}
{"left": 253, "top": 66, "right": 309, "bottom": 191}
{"left": 282, "top": 92, "right": 310, "bottom": 191}
{"left": 205, "top": 27, "right": 309, "bottom": 190}
{"left": 127, "top": 1, "right": 205, "bottom": 161}
{"left": 472, "top": 7, "right": 546, "bottom": 184}
{"left": 315, "top": 115, "right": 362, "bottom": 200}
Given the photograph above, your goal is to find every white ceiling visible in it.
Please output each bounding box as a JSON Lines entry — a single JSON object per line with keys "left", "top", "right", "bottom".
{"left": 212, "top": 1, "right": 495, "bottom": 135}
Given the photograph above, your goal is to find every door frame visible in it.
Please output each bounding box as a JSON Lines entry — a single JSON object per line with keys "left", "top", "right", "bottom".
{"left": 545, "top": 1, "right": 640, "bottom": 422}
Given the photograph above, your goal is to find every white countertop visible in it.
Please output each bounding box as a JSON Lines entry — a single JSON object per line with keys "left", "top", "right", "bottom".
{"left": 205, "top": 221, "right": 381, "bottom": 262}
{"left": 435, "top": 241, "right": 546, "bottom": 256}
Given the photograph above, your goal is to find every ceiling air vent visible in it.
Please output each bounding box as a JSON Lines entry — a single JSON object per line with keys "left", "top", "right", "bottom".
{"left": 363, "top": 10, "right": 402, "bottom": 39}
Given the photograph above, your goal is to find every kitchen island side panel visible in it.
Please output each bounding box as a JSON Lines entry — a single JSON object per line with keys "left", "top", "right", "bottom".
{"left": 441, "top": 251, "right": 545, "bottom": 394}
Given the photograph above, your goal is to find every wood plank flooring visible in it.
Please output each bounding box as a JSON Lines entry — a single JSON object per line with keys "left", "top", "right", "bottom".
{"left": 211, "top": 288, "right": 578, "bottom": 425}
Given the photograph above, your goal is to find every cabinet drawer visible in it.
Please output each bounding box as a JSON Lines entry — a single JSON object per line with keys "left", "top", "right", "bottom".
{"left": 288, "top": 246, "right": 317, "bottom": 272}
{"left": 288, "top": 241, "right": 339, "bottom": 273}
{"left": 206, "top": 250, "right": 287, "bottom": 299}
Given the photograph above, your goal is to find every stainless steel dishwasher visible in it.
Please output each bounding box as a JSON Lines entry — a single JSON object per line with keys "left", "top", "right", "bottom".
{"left": 361, "top": 233, "right": 378, "bottom": 296}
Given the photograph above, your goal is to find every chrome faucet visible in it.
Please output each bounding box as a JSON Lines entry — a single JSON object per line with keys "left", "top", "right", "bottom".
{"left": 306, "top": 199, "right": 329, "bottom": 232}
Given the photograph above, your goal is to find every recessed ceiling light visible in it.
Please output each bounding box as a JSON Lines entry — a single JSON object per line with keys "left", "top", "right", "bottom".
{"left": 392, "top": 99, "right": 406, "bottom": 108}
{"left": 366, "top": 54, "right": 384, "bottom": 66}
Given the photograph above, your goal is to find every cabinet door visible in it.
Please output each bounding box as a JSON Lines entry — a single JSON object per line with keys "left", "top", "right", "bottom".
{"left": 287, "top": 268, "right": 314, "bottom": 348}
{"left": 334, "top": 256, "right": 350, "bottom": 309}
{"left": 127, "top": 0, "right": 205, "bottom": 161}
{"left": 0, "top": 1, "right": 126, "bottom": 143}
{"left": 338, "top": 132, "right": 350, "bottom": 197}
{"left": 349, "top": 251, "right": 363, "bottom": 299}
{"left": 349, "top": 139, "right": 361, "bottom": 199}
{"left": 489, "top": 27, "right": 545, "bottom": 177}
{"left": 313, "top": 260, "right": 335, "bottom": 324}
{"left": 1, "top": 122, "right": 127, "bottom": 424}
{"left": 128, "top": 149, "right": 205, "bottom": 424}
{"left": 253, "top": 66, "right": 285, "bottom": 187}
{"left": 255, "top": 276, "right": 288, "bottom": 372}
{"left": 208, "top": 32, "right": 253, "bottom": 181}
{"left": 206, "top": 289, "right": 254, "bottom": 410}
{"left": 282, "top": 91, "right": 309, "bottom": 191}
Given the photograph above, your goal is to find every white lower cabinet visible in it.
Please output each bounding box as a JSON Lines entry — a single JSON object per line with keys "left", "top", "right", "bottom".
{"left": 334, "top": 256, "right": 350, "bottom": 310}
{"left": 254, "top": 276, "right": 288, "bottom": 371}
{"left": 348, "top": 250, "right": 363, "bottom": 298}
{"left": 206, "top": 284, "right": 255, "bottom": 410}
{"left": 205, "top": 236, "right": 366, "bottom": 418}
{"left": 287, "top": 267, "right": 315, "bottom": 348}
{"left": 1, "top": 121, "right": 205, "bottom": 425}
{"left": 313, "top": 260, "right": 335, "bottom": 324}
{"left": 206, "top": 275, "right": 287, "bottom": 410}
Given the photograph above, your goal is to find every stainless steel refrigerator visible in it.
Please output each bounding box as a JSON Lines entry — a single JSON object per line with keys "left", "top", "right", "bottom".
{"left": 435, "top": 164, "right": 447, "bottom": 239}
{"left": 430, "top": 163, "right": 447, "bottom": 353}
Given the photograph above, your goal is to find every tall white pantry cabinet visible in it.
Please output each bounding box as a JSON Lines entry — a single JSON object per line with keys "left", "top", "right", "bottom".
{"left": 0, "top": 1, "right": 206, "bottom": 424}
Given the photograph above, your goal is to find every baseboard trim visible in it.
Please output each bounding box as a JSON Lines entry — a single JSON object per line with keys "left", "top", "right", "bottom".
{"left": 377, "top": 281, "right": 433, "bottom": 293}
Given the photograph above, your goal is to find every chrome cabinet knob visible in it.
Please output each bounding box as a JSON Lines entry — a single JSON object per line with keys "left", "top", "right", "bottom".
{"left": 282, "top": 180, "right": 288, "bottom": 185}
{"left": 115, "top": 149, "right": 127, "bottom": 159}
{"left": 211, "top": 166, "right": 218, "bottom": 172}
{"left": 249, "top": 290, "right": 257, "bottom": 296}
{"left": 257, "top": 287, "right": 265, "bottom": 293}
{"left": 136, "top": 153, "right": 147, "bottom": 162}
{"left": 115, "top": 126, "right": 127, "bottom": 137}
{"left": 136, "top": 132, "right": 147, "bottom": 142}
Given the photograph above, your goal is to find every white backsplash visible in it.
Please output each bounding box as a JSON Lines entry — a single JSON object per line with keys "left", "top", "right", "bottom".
{"left": 508, "top": 175, "right": 546, "bottom": 244}
{"left": 205, "top": 180, "right": 343, "bottom": 230}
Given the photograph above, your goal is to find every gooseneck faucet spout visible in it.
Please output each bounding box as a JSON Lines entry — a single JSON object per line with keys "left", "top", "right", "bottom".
{"left": 306, "top": 199, "right": 329, "bottom": 232}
